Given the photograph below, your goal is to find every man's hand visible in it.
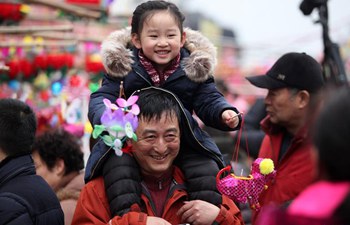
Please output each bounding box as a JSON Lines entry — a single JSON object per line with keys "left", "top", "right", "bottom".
{"left": 177, "top": 200, "right": 220, "bottom": 225}
{"left": 146, "top": 216, "right": 172, "bottom": 225}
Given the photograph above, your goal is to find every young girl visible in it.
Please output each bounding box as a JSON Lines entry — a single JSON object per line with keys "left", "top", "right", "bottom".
{"left": 87, "top": 0, "right": 242, "bottom": 216}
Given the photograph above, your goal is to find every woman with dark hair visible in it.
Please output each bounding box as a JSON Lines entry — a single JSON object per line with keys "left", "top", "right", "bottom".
{"left": 32, "top": 128, "right": 85, "bottom": 225}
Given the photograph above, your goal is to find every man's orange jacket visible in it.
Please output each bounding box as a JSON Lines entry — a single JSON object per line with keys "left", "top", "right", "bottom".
{"left": 72, "top": 167, "right": 244, "bottom": 225}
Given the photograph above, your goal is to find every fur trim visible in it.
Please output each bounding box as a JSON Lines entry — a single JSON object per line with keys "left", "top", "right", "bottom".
{"left": 182, "top": 27, "right": 217, "bottom": 82}
{"left": 100, "top": 27, "right": 217, "bottom": 83}
{"left": 100, "top": 27, "right": 134, "bottom": 78}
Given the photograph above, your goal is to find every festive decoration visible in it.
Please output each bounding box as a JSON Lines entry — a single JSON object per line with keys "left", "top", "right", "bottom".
{"left": 85, "top": 53, "right": 104, "bottom": 74}
{"left": 65, "top": 0, "right": 113, "bottom": 9}
{"left": 92, "top": 95, "right": 139, "bottom": 156}
{"left": 0, "top": 3, "right": 29, "bottom": 23}
{"left": 216, "top": 158, "right": 276, "bottom": 210}
{"left": 33, "top": 72, "right": 50, "bottom": 90}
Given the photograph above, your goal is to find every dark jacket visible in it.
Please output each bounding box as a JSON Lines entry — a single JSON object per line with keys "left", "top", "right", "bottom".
{"left": 86, "top": 27, "right": 241, "bottom": 216}
{"left": 86, "top": 27, "right": 241, "bottom": 181}
{"left": 0, "top": 155, "right": 64, "bottom": 225}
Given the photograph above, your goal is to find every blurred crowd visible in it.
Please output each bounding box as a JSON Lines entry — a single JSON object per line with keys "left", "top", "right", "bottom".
{"left": 1, "top": 1, "right": 350, "bottom": 225}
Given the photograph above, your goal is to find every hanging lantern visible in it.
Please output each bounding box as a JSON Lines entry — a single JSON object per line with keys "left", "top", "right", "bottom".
{"left": 0, "top": 3, "right": 29, "bottom": 22}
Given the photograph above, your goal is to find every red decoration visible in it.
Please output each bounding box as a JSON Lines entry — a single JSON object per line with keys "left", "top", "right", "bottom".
{"left": 47, "top": 53, "right": 74, "bottom": 70}
{"left": 85, "top": 56, "right": 105, "bottom": 73}
{"left": 65, "top": 0, "right": 100, "bottom": 6}
{"left": 33, "top": 55, "right": 48, "bottom": 70}
{"left": 69, "top": 74, "right": 82, "bottom": 87}
{"left": 6, "top": 59, "right": 20, "bottom": 79}
{"left": 6, "top": 58, "right": 33, "bottom": 79}
{"left": 20, "top": 58, "right": 33, "bottom": 78}
{"left": 39, "top": 90, "right": 50, "bottom": 102}
{"left": 0, "top": 3, "right": 25, "bottom": 22}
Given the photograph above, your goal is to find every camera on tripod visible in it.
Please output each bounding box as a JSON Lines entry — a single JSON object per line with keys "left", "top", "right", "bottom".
{"left": 299, "top": 0, "right": 328, "bottom": 15}
{"left": 299, "top": 0, "right": 348, "bottom": 87}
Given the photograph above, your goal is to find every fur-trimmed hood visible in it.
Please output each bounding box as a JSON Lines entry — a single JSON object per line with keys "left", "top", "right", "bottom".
{"left": 100, "top": 27, "right": 217, "bottom": 83}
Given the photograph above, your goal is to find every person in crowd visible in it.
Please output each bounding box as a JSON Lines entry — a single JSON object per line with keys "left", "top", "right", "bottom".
{"left": 87, "top": 0, "right": 242, "bottom": 216}
{"left": 0, "top": 98, "right": 64, "bottom": 225}
{"left": 32, "top": 128, "right": 85, "bottom": 225}
{"left": 256, "top": 87, "right": 350, "bottom": 225}
{"left": 245, "top": 52, "right": 324, "bottom": 223}
{"left": 72, "top": 87, "right": 245, "bottom": 225}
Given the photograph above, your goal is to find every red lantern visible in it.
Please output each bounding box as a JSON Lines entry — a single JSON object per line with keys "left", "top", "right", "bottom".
{"left": 65, "top": 0, "right": 100, "bottom": 6}
{"left": 0, "top": 3, "right": 25, "bottom": 22}
{"left": 6, "top": 59, "right": 20, "bottom": 79}
{"left": 69, "top": 74, "right": 82, "bottom": 87}
{"left": 85, "top": 55, "right": 104, "bottom": 73}
{"left": 63, "top": 53, "right": 74, "bottom": 68}
{"left": 20, "top": 58, "right": 33, "bottom": 78}
{"left": 33, "top": 55, "right": 48, "bottom": 70}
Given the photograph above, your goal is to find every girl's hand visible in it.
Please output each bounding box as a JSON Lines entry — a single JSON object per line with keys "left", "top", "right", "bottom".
{"left": 222, "top": 110, "right": 240, "bottom": 129}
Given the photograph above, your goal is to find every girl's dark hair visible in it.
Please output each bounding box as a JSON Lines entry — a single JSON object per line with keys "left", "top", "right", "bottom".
{"left": 312, "top": 87, "right": 350, "bottom": 181}
{"left": 131, "top": 0, "right": 185, "bottom": 35}
{"left": 33, "top": 128, "right": 84, "bottom": 175}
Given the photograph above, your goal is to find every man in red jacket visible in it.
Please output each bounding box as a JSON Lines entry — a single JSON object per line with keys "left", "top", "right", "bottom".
{"left": 72, "top": 87, "right": 244, "bottom": 225}
{"left": 246, "top": 52, "right": 324, "bottom": 224}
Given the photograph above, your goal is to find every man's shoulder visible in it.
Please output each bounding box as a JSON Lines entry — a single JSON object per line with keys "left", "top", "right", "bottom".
{"left": 0, "top": 192, "right": 35, "bottom": 224}
{"left": 1, "top": 174, "right": 61, "bottom": 208}
{"left": 82, "top": 176, "right": 106, "bottom": 196}
{"left": 86, "top": 176, "right": 105, "bottom": 188}
{"left": 0, "top": 188, "right": 63, "bottom": 224}
{"left": 0, "top": 192, "right": 29, "bottom": 209}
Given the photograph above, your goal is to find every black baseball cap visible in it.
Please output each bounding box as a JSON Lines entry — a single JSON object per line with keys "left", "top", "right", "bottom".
{"left": 246, "top": 52, "right": 324, "bottom": 92}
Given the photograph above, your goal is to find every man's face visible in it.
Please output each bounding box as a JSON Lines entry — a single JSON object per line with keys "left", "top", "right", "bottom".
{"left": 132, "top": 111, "right": 180, "bottom": 178}
{"left": 264, "top": 88, "right": 301, "bottom": 127}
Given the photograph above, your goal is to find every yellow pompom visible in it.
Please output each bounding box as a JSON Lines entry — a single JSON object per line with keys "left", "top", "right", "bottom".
{"left": 20, "top": 4, "right": 31, "bottom": 14}
{"left": 23, "top": 35, "right": 33, "bottom": 45}
{"left": 259, "top": 158, "right": 275, "bottom": 175}
{"left": 84, "top": 121, "right": 93, "bottom": 134}
{"left": 90, "top": 53, "right": 101, "bottom": 62}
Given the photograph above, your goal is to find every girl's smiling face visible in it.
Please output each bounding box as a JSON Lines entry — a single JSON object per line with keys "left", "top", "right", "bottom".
{"left": 132, "top": 10, "right": 186, "bottom": 73}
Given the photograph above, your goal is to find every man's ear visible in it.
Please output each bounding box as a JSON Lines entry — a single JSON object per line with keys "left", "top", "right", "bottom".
{"left": 131, "top": 33, "right": 142, "bottom": 49}
{"left": 54, "top": 159, "right": 65, "bottom": 177}
{"left": 298, "top": 90, "right": 310, "bottom": 109}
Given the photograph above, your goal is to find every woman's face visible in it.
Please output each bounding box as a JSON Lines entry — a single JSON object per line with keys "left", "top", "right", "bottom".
{"left": 32, "top": 151, "right": 62, "bottom": 191}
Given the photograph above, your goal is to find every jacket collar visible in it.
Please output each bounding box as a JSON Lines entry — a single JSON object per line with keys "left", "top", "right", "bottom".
{"left": 260, "top": 115, "right": 310, "bottom": 140}
{"left": 100, "top": 27, "right": 217, "bottom": 83}
{"left": 0, "top": 155, "right": 35, "bottom": 187}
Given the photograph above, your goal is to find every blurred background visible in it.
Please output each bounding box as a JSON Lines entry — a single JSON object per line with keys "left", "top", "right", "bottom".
{"left": 0, "top": 0, "right": 349, "bottom": 158}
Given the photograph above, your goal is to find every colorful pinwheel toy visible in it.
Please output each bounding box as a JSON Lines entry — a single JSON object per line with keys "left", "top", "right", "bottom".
{"left": 92, "top": 95, "right": 139, "bottom": 156}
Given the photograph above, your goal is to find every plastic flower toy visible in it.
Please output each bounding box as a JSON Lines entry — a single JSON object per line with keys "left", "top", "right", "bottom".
{"left": 216, "top": 158, "right": 276, "bottom": 211}
{"left": 92, "top": 95, "right": 139, "bottom": 156}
